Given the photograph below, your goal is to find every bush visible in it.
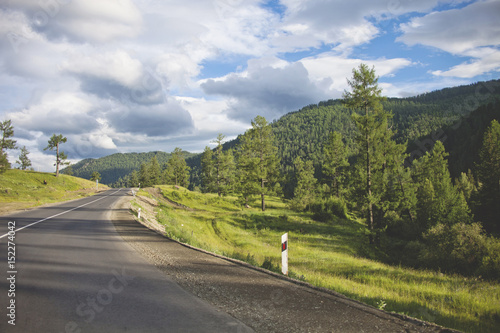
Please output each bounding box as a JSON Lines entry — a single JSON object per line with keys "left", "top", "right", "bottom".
{"left": 478, "top": 237, "right": 500, "bottom": 280}
{"left": 170, "top": 190, "right": 181, "bottom": 200}
{"left": 310, "top": 196, "right": 348, "bottom": 221}
{"left": 420, "top": 222, "right": 491, "bottom": 276}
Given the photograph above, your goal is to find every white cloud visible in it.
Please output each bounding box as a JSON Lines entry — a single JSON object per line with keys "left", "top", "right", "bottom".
{"left": 7, "top": 0, "right": 143, "bottom": 43}
{"left": 62, "top": 49, "right": 144, "bottom": 88}
{"left": 398, "top": 0, "right": 500, "bottom": 78}
{"left": 300, "top": 54, "right": 412, "bottom": 95}
{"left": 8, "top": 91, "right": 99, "bottom": 135}
{"left": 432, "top": 48, "right": 500, "bottom": 78}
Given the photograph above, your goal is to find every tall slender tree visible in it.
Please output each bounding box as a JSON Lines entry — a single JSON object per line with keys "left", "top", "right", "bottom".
{"left": 237, "top": 116, "right": 280, "bottom": 211}
{"left": 164, "top": 148, "right": 190, "bottom": 187}
{"left": 44, "top": 134, "right": 69, "bottom": 177}
{"left": 201, "top": 134, "right": 236, "bottom": 196}
{"left": 412, "top": 140, "right": 471, "bottom": 233}
{"left": 201, "top": 146, "right": 215, "bottom": 192}
{"left": 1, "top": 119, "right": 16, "bottom": 152}
{"left": 0, "top": 119, "right": 17, "bottom": 172}
{"left": 16, "top": 146, "right": 32, "bottom": 170}
{"left": 149, "top": 155, "right": 162, "bottom": 185}
{"left": 342, "top": 64, "right": 388, "bottom": 244}
{"left": 139, "top": 162, "right": 150, "bottom": 187}
{"left": 90, "top": 171, "right": 101, "bottom": 182}
{"left": 0, "top": 150, "right": 8, "bottom": 173}
{"left": 323, "top": 131, "right": 349, "bottom": 197}
{"left": 290, "top": 156, "right": 317, "bottom": 211}
{"left": 475, "top": 119, "right": 500, "bottom": 234}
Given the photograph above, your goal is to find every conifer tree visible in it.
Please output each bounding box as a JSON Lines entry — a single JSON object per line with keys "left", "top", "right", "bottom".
{"left": 149, "top": 155, "right": 162, "bottom": 185}
{"left": 475, "top": 119, "right": 500, "bottom": 234}
{"left": 201, "top": 146, "right": 215, "bottom": 192}
{"left": 16, "top": 146, "right": 32, "bottom": 170}
{"left": 237, "top": 116, "right": 280, "bottom": 211}
{"left": 343, "top": 64, "right": 393, "bottom": 244}
{"left": 0, "top": 119, "right": 16, "bottom": 152}
{"left": 201, "top": 134, "right": 236, "bottom": 196}
{"left": 219, "top": 148, "right": 236, "bottom": 195}
{"left": 44, "top": 134, "right": 69, "bottom": 177}
{"left": 290, "top": 156, "right": 317, "bottom": 211}
{"left": 139, "top": 162, "right": 150, "bottom": 187}
{"left": 90, "top": 171, "right": 101, "bottom": 183}
{"left": 323, "top": 131, "right": 349, "bottom": 197}
{"left": 412, "top": 140, "right": 471, "bottom": 234}
{"left": 0, "top": 150, "right": 9, "bottom": 173}
{"left": 1, "top": 119, "right": 17, "bottom": 172}
{"left": 164, "top": 147, "right": 190, "bottom": 187}
{"left": 129, "top": 170, "right": 140, "bottom": 187}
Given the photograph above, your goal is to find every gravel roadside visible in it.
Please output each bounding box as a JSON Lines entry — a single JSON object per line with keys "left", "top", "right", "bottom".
{"left": 109, "top": 193, "right": 459, "bottom": 333}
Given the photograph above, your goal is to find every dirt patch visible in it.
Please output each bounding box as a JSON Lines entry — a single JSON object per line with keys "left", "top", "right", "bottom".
{"left": 111, "top": 193, "right": 459, "bottom": 333}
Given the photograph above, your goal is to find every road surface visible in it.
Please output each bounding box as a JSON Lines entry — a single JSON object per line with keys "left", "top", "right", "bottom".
{"left": 0, "top": 189, "right": 252, "bottom": 332}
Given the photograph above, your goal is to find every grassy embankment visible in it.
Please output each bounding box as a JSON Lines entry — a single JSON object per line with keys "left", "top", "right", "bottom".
{"left": 132, "top": 185, "right": 500, "bottom": 333}
{"left": 0, "top": 169, "right": 109, "bottom": 215}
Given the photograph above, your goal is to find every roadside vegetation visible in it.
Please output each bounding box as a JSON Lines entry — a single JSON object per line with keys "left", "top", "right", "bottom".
{"left": 133, "top": 184, "right": 500, "bottom": 333}
{"left": 0, "top": 169, "right": 108, "bottom": 214}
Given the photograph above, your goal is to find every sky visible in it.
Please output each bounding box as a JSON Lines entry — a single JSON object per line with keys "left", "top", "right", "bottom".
{"left": 1, "top": 0, "right": 499, "bottom": 172}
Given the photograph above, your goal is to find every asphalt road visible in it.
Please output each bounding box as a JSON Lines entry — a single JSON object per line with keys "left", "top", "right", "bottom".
{"left": 0, "top": 189, "right": 252, "bottom": 333}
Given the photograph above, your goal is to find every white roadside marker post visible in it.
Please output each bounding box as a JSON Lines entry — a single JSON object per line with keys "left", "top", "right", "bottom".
{"left": 281, "top": 232, "right": 288, "bottom": 276}
{"left": 138, "top": 208, "right": 141, "bottom": 219}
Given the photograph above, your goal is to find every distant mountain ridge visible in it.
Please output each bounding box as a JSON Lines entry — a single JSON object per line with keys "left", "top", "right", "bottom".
{"left": 64, "top": 151, "right": 195, "bottom": 185}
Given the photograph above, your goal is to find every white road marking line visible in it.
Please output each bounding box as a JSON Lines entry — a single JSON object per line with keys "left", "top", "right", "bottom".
{"left": 0, "top": 189, "right": 123, "bottom": 239}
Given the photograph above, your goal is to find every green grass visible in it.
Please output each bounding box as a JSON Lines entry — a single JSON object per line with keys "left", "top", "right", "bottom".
{"left": 0, "top": 169, "right": 109, "bottom": 214}
{"left": 138, "top": 185, "right": 500, "bottom": 333}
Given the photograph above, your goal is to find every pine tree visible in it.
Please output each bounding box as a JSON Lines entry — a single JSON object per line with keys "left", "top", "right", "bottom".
{"left": 0, "top": 119, "right": 17, "bottom": 152}
{"left": 90, "top": 171, "right": 101, "bottom": 182}
{"left": 323, "top": 131, "right": 349, "bottom": 197}
{"left": 44, "top": 134, "right": 69, "bottom": 177}
{"left": 475, "top": 119, "right": 500, "bottom": 234}
{"left": 219, "top": 148, "right": 236, "bottom": 196}
{"left": 202, "top": 134, "right": 236, "bottom": 196}
{"left": 0, "top": 150, "right": 9, "bottom": 173}
{"left": 164, "top": 147, "right": 190, "bottom": 187}
{"left": 129, "top": 170, "right": 140, "bottom": 187}
{"left": 412, "top": 140, "right": 471, "bottom": 234}
{"left": 139, "top": 162, "right": 150, "bottom": 187}
{"left": 342, "top": 64, "right": 392, "bottom": 244}
{"left": 0, "top": 119, "right": 17, "bottom": 172}
{"left": 237, "top": 116, "right": 280, "bottom": 211}
{"left": 201, "top": 146, "right": 216, "bottom": 193}
{"left": 290, "top": 156, "right": 317, "bottom": 211}
{"left": 149, "top": 155, "right": 162, "bottom": 185}
{"left": 16, "top": 146, "right": 32, "bottom": 170}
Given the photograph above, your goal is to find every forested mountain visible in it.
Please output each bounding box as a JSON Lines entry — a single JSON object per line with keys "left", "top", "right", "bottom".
{"left": 63, "top": 151, "right": 195, "bottom": 185}
{"left": 187, "top": 79, "right": 500, "bottom": 196}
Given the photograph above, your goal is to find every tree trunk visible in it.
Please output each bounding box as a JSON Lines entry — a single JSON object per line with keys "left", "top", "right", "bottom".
{"left": 56, "top": 142, "right": 60, "bottom": 177}
{"left": 261, "top": 178, "right": 266, "bottom": 211}
{"left": 366, "top": 113, "right": 374, "bottom": 245}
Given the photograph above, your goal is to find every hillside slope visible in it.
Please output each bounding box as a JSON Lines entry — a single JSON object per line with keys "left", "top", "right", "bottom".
{"left": 65, "top": 151, "right": 195, "bottom": 185}
{"left": 186, "top": 79, "right": 500, "bottom": 193}
{"left": 0, "top": 169, "right": 109, "bottom": 215}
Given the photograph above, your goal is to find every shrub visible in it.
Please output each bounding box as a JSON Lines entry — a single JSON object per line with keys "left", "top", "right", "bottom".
{"left": 310, "top": 196, "right": 348, "bottom": 221}
{"left": 420, "top": 222, "right": 489, "bottom": 276}
{"left": 478, "top": 237, "right": 500, "bottom": 280}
